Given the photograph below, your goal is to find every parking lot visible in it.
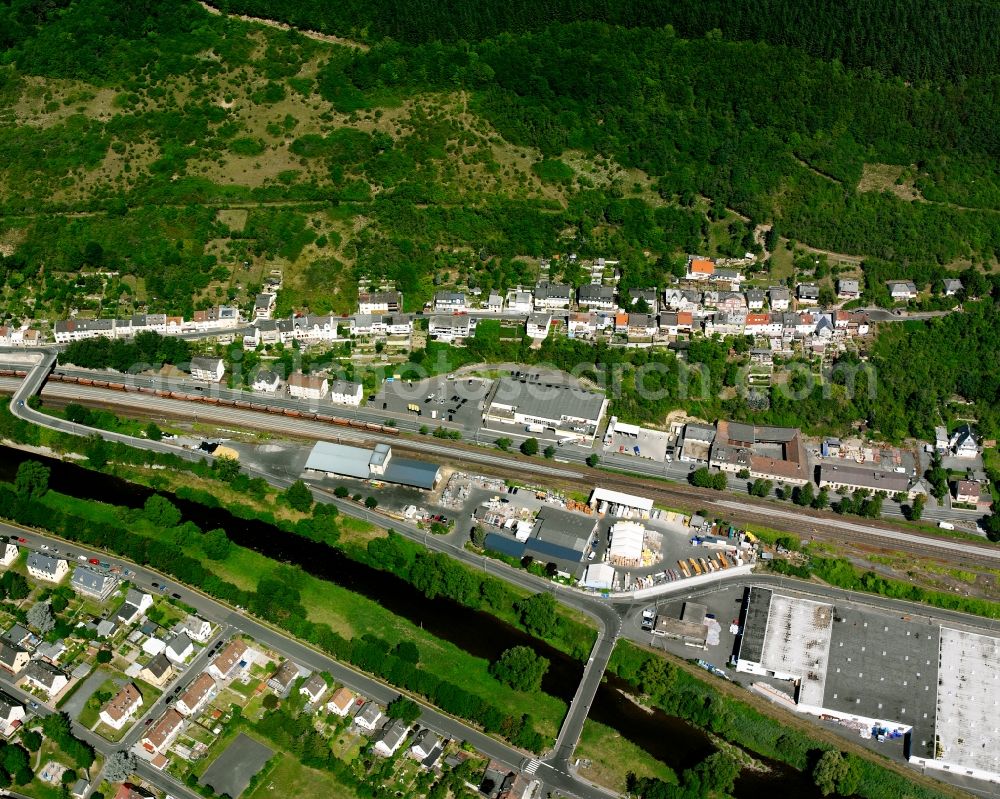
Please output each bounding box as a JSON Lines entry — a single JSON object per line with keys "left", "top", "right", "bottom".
{"left": 200, "top": 733, "right": 274, "bottom": 798}
{"left": 373, "top": 375, "right": 489, "bottom": 432}
{"left": 604, "top": 426, "right": 673, "bottom": 463}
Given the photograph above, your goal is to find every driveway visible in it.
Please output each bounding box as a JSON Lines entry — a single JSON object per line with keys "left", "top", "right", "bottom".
{"left": 61, "top": 668, "right": 118, "bottom": 721}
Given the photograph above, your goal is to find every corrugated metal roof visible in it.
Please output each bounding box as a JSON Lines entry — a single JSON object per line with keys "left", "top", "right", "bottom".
{"left": 484, "top": 534, "right": 526, "bottom": 559}
{"left": 304, "top": 442, "right": 373, "bottom": 479}
{"left": 382, "top": 458, "right": 440, "bottom": 490}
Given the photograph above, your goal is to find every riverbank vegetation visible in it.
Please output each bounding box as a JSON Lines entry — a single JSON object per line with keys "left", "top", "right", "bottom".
{"left": 576, "top": 720, "right": 678, "bottom": 793}
{"left": 0, "top": 467, "right": 565, "bottom": 750}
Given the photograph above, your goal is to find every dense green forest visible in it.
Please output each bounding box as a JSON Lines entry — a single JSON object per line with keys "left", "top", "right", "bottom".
{"left": 212, "top": 0, "right": 1000, "bottom": 82}
{"left": 340, "top": 24, "right": 1000, "bottom": 260}
{"left": 2, "top": 0, "right": 1000, "bottom": 439}
{"left": 2, "top": 0, "right": 999, "bottom": 316}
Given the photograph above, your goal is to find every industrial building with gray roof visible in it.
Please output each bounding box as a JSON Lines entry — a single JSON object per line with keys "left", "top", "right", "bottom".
{"left": 485, "top": 505, "right": 596, "bottom": 577}
{"left": 303, "top": 441, "right": 441, "bottom": 490}
{"left": 482, "top": 376, "right": 608, "bottom": 439}
{"left": 733, "top": 586, "right": 1000, "bottom": 785}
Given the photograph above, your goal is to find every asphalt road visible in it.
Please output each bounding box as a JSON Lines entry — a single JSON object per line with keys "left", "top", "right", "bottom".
{"left": 6, "top": 348, "right": 1000, "bottom": 798}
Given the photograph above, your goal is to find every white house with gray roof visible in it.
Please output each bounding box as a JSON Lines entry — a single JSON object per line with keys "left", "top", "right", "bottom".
{"left": 26, "top": 553, "right": 68, "bottom": 584}
{"left": 429, "top": 315, "right": 472, "bottom": 342}
{"left": 577, "top": 283, "right": 616, "bottom": 311}
{"left": 71, "top": 566, "right": 119, "bottom": 602}
{"left": 887, "top": 280, "right": 918, "bottom": 301}
{"left": 0, "top": 690, "right": 25, "bottom": 735}
{"left": 189, "top": 357, "right": 225, "bottom": 383}
{"left": 0, "top": 640, "right": 29, "bottom": 675}
{"left": 354, "top": 702, "right": 383, "bottom": 731}
{"left": 179, "top": 616, "right": 212, "bottom": 644}
{"left": 836, "top": 278, "right": 861, "bottom": 299}
{"left": 165, "top": 633, "right": 194, "bottom": 664}
{"left": 116, "top": 589, "right": 152, "bottom": 625}
{"left": 533, "top": 282, "right": 573, "bottom": 311}
{"left": 505, "top": 289, "right": 534, "bottom": 314}
{"left": 942, "top": 278, "right": 963, "bottom": 296}
{"left": 374, "top": 719, "right": 410, "bottom": 757}
{"left": 22, "top": 660, "right": 68, "bottom": 696}
{"left": 0, "top": 544, "right": 17, "bottom": 568}
{"left": 433, "top": 291, "right": 467, "bottom": 312}
{"left": 329, "top": 380, "right": 363, "bottom": 407}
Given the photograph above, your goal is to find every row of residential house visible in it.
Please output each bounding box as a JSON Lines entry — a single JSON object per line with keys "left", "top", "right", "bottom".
{"left": 429, "top": 305, "right": 871, "bottom": 349}
{"left": 139, "top": 637, "right": 253, "bottom": 768}
{"left": 427, "top": 279, "right": 877, "bottom": 319}
{"left": 53, "top": 306, "right": 242, "bottom": 344}
{"left": 242, "top": 312, "right": 412, "bottom": 349}
{"left": 0, "top": 326, "right": 41, "bottom": 347}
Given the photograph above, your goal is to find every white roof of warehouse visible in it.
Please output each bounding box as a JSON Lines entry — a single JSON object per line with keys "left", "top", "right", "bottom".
{"left": 590, "top": 487, "right": 654, "bottom": 512}
{"left": 581, "top": 563, "right": 616, "bottom": 590}
{"left": 934, "top": 627, "right": 1000, "bottom": 780}
{"left": 608, "top": 521, "right": 645, "bottom": 562}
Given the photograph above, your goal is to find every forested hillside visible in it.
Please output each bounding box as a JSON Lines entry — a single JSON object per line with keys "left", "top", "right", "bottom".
{"left": 212, "top": 0, "right": 1000, "bottom": 81}
{"left": 2, "top": 0, "right": 1000, "bottom": 438}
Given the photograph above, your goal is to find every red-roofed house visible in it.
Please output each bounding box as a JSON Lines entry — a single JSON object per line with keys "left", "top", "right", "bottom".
{"left": 687, "top": 258, "right": 715, "bottom": 279}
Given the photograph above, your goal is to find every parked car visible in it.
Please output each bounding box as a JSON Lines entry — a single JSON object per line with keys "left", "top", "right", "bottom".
{"left": 77, "top": 555, "right": 87, "bottom": 562}
{"left": 88, "top": 558, "right": 100, "bottom": 565}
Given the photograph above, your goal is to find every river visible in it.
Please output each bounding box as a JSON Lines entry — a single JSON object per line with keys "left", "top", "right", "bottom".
{"left": 0, "top": 445, "right": 837, "bottom": 797}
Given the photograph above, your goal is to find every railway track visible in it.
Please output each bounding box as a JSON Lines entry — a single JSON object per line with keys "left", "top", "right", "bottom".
{"left": 2, "top": 374, "right": 998, "bottom": 570}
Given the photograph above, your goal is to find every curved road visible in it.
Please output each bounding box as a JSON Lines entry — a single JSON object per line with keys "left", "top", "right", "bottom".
{"left": 5, "top": 349, "right": 999, "bottom": 798}
{"left": 5, "top": 350, "right": 622, "bottom": 798}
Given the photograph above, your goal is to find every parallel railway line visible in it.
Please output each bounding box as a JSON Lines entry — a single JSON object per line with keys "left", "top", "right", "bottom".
{"left": 1, "top": 372, "right": 997, "bottom": 570}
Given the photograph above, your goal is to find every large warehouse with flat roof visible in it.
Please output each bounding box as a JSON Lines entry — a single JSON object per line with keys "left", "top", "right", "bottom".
{"left": 482, "top": 376, "right": 608, "bottom": 440}
{"left": 733, "top": 587, "right": 1000, "bottom": 785}
{"left": 304, "top": 442, "right": 441, "bottom": 490}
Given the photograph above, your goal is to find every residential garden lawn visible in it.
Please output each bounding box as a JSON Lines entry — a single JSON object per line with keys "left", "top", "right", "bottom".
{"left": 93, "top": 718, "right": 132, "bottom": 742}
{"left": 76, "top": 677, "right": 121, "bottom": 730}
{"left": 21, "top": 739, "right": 99, "bottom": 799}
{"left": 576, "top": 719, "right": 677, "bottom": 792}
{"left": 245, "top": 750, "right": 360, "bottom": 799}
{"left": 226, "top": 676, "right": 261, "bottom": 699}
{"left": 329, "top": 727, "right": 364, "bottom": 761}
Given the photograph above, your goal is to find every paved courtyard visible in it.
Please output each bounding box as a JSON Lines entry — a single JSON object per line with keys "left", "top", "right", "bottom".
{"left": 200, "top": 733, "right": 274, "bottom": 798}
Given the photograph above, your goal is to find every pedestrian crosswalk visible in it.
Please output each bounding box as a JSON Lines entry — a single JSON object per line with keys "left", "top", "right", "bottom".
{"left": 524, "top": 759, "right": 541, "bottom": 775}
